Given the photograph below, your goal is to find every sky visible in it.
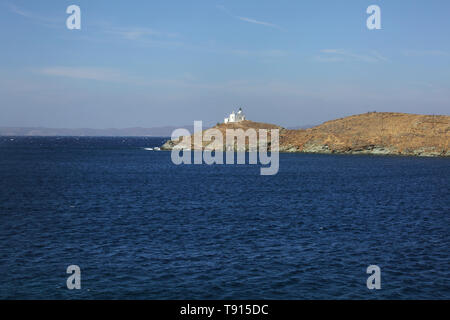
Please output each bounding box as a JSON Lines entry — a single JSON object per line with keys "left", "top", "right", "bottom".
{"left": 0, "top": 0, "right": 449, "bottom": 128}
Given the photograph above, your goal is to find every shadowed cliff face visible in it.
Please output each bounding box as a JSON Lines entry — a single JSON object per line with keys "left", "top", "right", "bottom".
{"left": 162, "top": 113, "right": 450, "bottom": 157}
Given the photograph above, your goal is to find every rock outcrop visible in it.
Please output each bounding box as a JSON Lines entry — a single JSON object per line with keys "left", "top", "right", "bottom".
{"left": 162, "top": 113, "right": 450, "bottom": 157}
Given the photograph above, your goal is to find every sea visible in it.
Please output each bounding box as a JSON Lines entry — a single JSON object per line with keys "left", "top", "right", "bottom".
{"left": 0, "top": 136, "right": 448, "bottom": 299}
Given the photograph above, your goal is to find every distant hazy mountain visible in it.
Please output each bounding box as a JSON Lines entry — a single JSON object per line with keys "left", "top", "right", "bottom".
{"left": 0, "top": 125, "right": 195, "bottom": 137}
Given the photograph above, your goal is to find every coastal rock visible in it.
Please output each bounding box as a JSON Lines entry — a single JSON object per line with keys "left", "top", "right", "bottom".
{"left": 161, "top": 113, "right": 450, "bottom": 157}
{"left": 302, "top": 143, "right": 332, "bottom": 154}
{"left": 160, "top": 140, "right": 176, "bottom": 150}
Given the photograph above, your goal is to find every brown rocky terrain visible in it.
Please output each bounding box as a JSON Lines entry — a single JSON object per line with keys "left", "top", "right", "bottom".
{"left": 161, "top": 112, "right": 450, "bottom": 157}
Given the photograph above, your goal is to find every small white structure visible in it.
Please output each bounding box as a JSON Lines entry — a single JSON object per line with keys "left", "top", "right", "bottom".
{"left": 224, "top": 107, "right": 246, "bottom": 124}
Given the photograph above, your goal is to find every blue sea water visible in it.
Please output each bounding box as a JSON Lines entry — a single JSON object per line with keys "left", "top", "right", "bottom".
{"left": 0, "top": 136, "right": 449, "bottom": 299}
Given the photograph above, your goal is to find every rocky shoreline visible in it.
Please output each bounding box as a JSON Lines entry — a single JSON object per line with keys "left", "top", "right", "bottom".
{"left": 161, "top": 112, "right": 450, "bottom": 157}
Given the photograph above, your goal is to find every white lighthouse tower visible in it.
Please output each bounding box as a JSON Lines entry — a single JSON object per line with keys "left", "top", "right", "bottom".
{"left": 224, "top": 107, "right": 246, "bottom": 123}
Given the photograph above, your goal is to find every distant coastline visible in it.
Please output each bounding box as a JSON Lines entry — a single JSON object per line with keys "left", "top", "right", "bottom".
{"left": 3, "top": 112, "right": 449, "bottom": 157}
{"left": 0, "top": 125, "right": 195, "bottom": 137}
{"left": 0, "top": 124, "right": 316, "bottom": 137}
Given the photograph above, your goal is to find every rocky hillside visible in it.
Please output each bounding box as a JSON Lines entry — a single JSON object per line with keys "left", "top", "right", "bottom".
{"left": 161, "top": 120, "right": 281, "bottom": 151}
{"left": 162, "top": 112, "right": 450, "bottom": 157}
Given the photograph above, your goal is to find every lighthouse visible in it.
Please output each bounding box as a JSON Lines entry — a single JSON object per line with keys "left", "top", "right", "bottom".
{"left": 224, "top": 107, "right": 246, "bottom": 124}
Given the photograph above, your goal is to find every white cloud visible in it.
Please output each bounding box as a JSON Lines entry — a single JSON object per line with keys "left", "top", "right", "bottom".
{"left": 8, "top": 4, "right": 181, "bottom": 46}
{"left": 312, "top": 56, "right": 344, "bottom": 63}
{"left": 317, "top": 49, "right": 389, "bottom": 63}
{"left": 230, "top": 49, "right": 288, "bottom": 58}
{"left": 236, "top": 16, "right": 283, "bottom": 30}
{"left": 8, "top": 3, "right": 58, "bottom": 27}
{"left": 370, "top": 51, "right": 390, "bottom": 62}
{"left": 38, "top": 67, "right": 124, "bottom": 82}
{"left": 107, "top": 27, "right": 179, "bottom": 41}
{"left": 36, "top": 67, "right": 197, "bottom": 87}
{"left": 9, "top": 4, "right": 34, "bottom": 18}
{"left": 403, "top": 50, "right": 449, "bottom": 57}
{"left": 217, "top": 5, "right": 284, "bottom": 31}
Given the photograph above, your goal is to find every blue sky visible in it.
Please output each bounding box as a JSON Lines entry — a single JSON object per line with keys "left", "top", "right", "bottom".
{"left": 0, "top": 0, "right": 449, "bottom": 128}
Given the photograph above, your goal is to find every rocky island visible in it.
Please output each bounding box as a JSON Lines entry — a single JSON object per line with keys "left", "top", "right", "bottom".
{"left": 161, "top": 112, "right": 450, "bottom": 157}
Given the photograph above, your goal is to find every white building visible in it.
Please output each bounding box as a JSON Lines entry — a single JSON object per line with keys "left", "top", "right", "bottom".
{"left": 224, "top": 107, "right": 246, "bottom": 123}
